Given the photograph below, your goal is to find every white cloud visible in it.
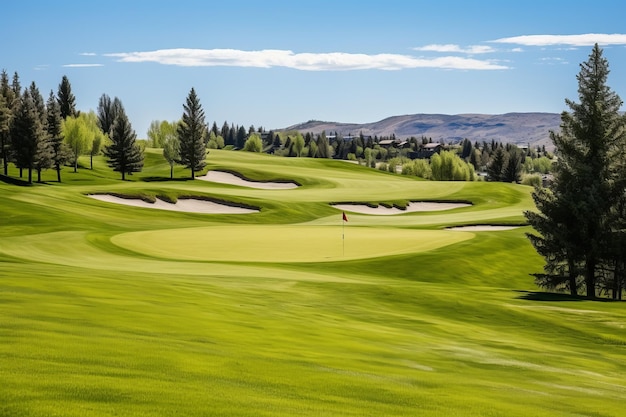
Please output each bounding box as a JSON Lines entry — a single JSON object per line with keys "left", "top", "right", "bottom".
{"left": 413, "top": 44, "right": 496, "bottom": 54}
{"left": 80, "top": 52, "right": 97, "bottom": 56}
{"left": 62, "top": 63, "right": 104, "bottom": 68}
{"left": 105, "top": 48, "right": 508, "bottom": 70}
{"left": 491, "top": 33, "right": 626, "bottom": 46}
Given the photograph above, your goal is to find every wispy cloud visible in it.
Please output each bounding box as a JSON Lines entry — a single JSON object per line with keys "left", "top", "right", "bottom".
{"left": 62, "top": 63, "right": 104, "bottom": 68}
{"left": 80, "top": 52, "right": 97, "bottom": 56}
{"left": 413, "top": 44, "right": 496, "bottom": 54}
{"left": 539, "top": 57, "right": 569, "bottom": 65}
{"left": 105, "top": 48, "right": 508, "bottom": 71}
{"left": 34, "top": 64, "right": 49, "bottom": 71}
{"left": 491, "top": 33, "right": 626, "bottom": 46}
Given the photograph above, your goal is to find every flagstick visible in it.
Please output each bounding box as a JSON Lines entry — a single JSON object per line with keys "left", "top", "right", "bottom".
{"left": 342, "top": 215, "right": 345, "bottom": 257}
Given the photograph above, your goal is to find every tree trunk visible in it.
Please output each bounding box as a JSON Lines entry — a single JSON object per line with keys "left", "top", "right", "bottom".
{"left": 74, "top": 158, "right": 77, "bottom": 173}
{"left": 37, "top": 168, "right": 41, "bottom": 183}
{"left": 19, "top": 167, "right": 23, "bottom": 177}
{"left": 90, "top": 154, "right": 93, "bottom": 170}
{"left": 2, "top": 155, "right": 7, "bottom": 175}
{"left": 585, "top": 256, "right": 596, "bottom": 298}
{"left": 56, "top": 164, "right": 61, "bottom": 182}
{"left": 122, "top": 170, "right": 125, "bottom": 181}
{"left": 170, "top": 164, "right": 173, "bottom": 180}
{"left": 568, "top": 259, "right": 577, "bottom": 296}
{"left": 28, "top": 167, "right": 32, "bottom": 184}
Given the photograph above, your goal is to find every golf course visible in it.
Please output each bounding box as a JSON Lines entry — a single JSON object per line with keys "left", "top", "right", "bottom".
{"left": 1, "top": 148, "right": 625, "bottom": 416}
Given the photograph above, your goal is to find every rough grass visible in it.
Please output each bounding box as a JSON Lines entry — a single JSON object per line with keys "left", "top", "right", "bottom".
{"left": 1, "top": 149, "right": 625, "bottom": 416}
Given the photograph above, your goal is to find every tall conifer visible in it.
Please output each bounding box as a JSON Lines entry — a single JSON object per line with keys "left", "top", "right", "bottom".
{"left": 177, "top": 88, "right": 207, "bottom": 179}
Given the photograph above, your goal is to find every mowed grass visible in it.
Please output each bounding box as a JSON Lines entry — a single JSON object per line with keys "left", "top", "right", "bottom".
{"left": 1, "top": 149, "right": 625, "bottom": 417}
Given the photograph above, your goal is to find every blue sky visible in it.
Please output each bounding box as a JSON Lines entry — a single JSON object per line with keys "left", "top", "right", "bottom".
{"left": 3, "top": 0, "right": 626, "bottom": 137}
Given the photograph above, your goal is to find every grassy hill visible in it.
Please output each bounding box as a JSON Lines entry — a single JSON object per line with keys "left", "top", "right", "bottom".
{"left": 1, "top": 149, "right": 625, "bottom": 416}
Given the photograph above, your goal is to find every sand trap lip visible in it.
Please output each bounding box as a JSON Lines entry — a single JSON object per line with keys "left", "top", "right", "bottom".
{"left": 446, "top": 225, "right": 522, "bottom": 231}
{"left": 89, "top": 194, "right": 258, "bottom": 214}
{"left": 333, "top": 201, "right": 471, "bottom": 215}
{"left": 196, "top": 170, "right": 299, "bottom": 189}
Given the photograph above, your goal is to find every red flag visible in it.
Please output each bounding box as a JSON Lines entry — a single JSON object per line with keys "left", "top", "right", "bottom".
{"left": 342, "top": 212, "right": 348, "bottom": 222}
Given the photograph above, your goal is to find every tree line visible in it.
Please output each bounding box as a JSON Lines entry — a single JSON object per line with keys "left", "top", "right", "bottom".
{"left": 0, "top": 71, "right": 212, "bottom": 182}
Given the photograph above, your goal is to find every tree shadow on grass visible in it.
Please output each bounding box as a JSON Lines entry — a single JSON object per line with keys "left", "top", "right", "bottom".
{"left": 515, "top": 290, "right": 621, "bottom": 302}
{"left": 141, "top": 176, "right": 194, "bottom": 182}
{"left": 0, "top": 174, "right": 32, "bottom": 186}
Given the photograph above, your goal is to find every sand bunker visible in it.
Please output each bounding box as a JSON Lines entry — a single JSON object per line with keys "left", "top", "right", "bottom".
{"left": 447, "top": 225, "right": 521, "bottom": 231}
{"left": 89, "top": 194, "right": 258, "bottom": 214}
{"left": 333, "top": 201, "right": 471, "bottom": 215}
{"left": 197, "top": 171, "right": 298, "bottom": 189}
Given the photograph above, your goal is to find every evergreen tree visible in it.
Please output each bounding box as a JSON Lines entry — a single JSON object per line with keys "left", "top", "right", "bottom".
{"left": 46, "top": 90, "right": 68, "bottom": 182}
{"left": 11, "top": 90, "right": 44, "bottom": 183}
{"left": 487, "top": 146, "right": 507, "bottom": 181}
{"left": 97, "top": 93, "right": 121, "bottom": 135}
{"left": 177, "top": 88, "right": 207, "bottom": 179}
{"left": 103, "top": 107, "right": 143, "bottom": 180}
{"left": 57, "top": 75, "right": 76, "bottom": 120}
{"left": 526, "top": 44, "right": 626, "bottom": 298}
{"left": 221, "top": 121, "right": 231, "bottom": 145}
{"left": 1, "top": 70, "right": 16, "bottom": 175}
{"left": 502, "top": 147, "right": 523, "bottom": 183}
{"left": 236, "top": 125, "right": 247, "bottom": 149}
{"left": 316, "top": 132, "right": 331, "bottom": 158}
{"left": 0, "top": 92, "right": 10, "bottom": 175}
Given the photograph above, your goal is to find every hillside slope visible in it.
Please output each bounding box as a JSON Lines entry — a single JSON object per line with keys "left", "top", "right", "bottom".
{"left": 285, "top": 112, "right": 561, "bottom": 148}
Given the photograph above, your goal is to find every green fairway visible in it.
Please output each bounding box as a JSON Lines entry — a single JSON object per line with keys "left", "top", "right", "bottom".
{"left": 1, "top": 149, "right": 625, "bottom": 417}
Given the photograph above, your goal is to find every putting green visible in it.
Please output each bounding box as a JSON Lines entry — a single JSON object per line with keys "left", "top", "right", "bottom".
{"left": 111, "top": 225, "right": 474, "bottom": 262}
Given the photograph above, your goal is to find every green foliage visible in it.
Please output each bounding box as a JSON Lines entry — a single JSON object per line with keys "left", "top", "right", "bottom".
{"left": 11, "top": 89, "right": 45, "bottom": 183}
{"left": 103, "top": 106, "right": 144, "bottom": 180}
{"left": 147, "top": 120, "right": 178, "bottom": 148}
{"left": 292, "top": 133, "right": 305, "bottom": 157}
{"left": 431, "top": 150, "right": 474, "bottom": 181}
{"left": 532, "top": 156, "right": 554, "bottom": 174}
{"left": 526, "top": 44, "right": 626, "bottom": 298}
{"left": 520, "top": 174, "right": 542, "bottom": 187}
{"left": 57, "top": 75, "right": 76, "bottom": 120}
{"left": 242, "top": 133, "right": 263, "bottom": 152}
{"left": 206, "top": 131, "right": 224, "bottom": 149}
{"left": 487, "top": 146, "right": 506, "bottom": 181}
{"left": 177, "top": 88, "right": 207, "bottom": 178}
{"left": 46, "top": 90, "right": 69, "bottom": 182}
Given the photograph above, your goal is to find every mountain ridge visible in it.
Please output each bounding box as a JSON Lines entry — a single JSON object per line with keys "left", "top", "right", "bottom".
{"left": 283, "top": 112, "right": 561, "bottom": 148}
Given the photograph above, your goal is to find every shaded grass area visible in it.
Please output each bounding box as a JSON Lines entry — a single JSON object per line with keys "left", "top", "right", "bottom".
{"left": 1, "top": 150, "right": 626, "bottom": 416}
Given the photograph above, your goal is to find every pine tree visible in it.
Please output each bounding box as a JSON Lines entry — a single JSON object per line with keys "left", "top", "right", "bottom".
{"left": 1, "top": 70, "right": 16, "bottom": 175}
{"left": 46, "top": 91, "right": 68, "bottom": 182}
{"left": 525, "top": 44, "right": 626, "bottom": 298}
{"left": 57, "top": 75, "right": 76, "bottom": 120}
{"left": 11, "top": 90, "right": 44, "bottom": 183}
{"left": 97, "top": 93, "right": 121, "bottom": 135}
{"left": 501, "top": 147, "right": 522, "bottom": 183}
{"left": 487, "top": 146, "right": 506, "bottom": 181}
{"left": 0, "top": 94, "right": 10, "bottom": 176}
{"left": 177, "top": 88, "right": 207, "bottom": 179}
{"left": 103, "top": 107, "right": 143, "bottom": 180}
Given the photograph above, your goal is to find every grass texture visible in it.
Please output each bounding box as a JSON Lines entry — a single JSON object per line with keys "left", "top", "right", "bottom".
{"left": 1, "top": 149, "right": 625, "bottom": 416}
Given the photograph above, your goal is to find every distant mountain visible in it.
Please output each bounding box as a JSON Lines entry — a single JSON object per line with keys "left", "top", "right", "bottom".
{"left": 284, "top": 113, "right": 561, "bottom": 148}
